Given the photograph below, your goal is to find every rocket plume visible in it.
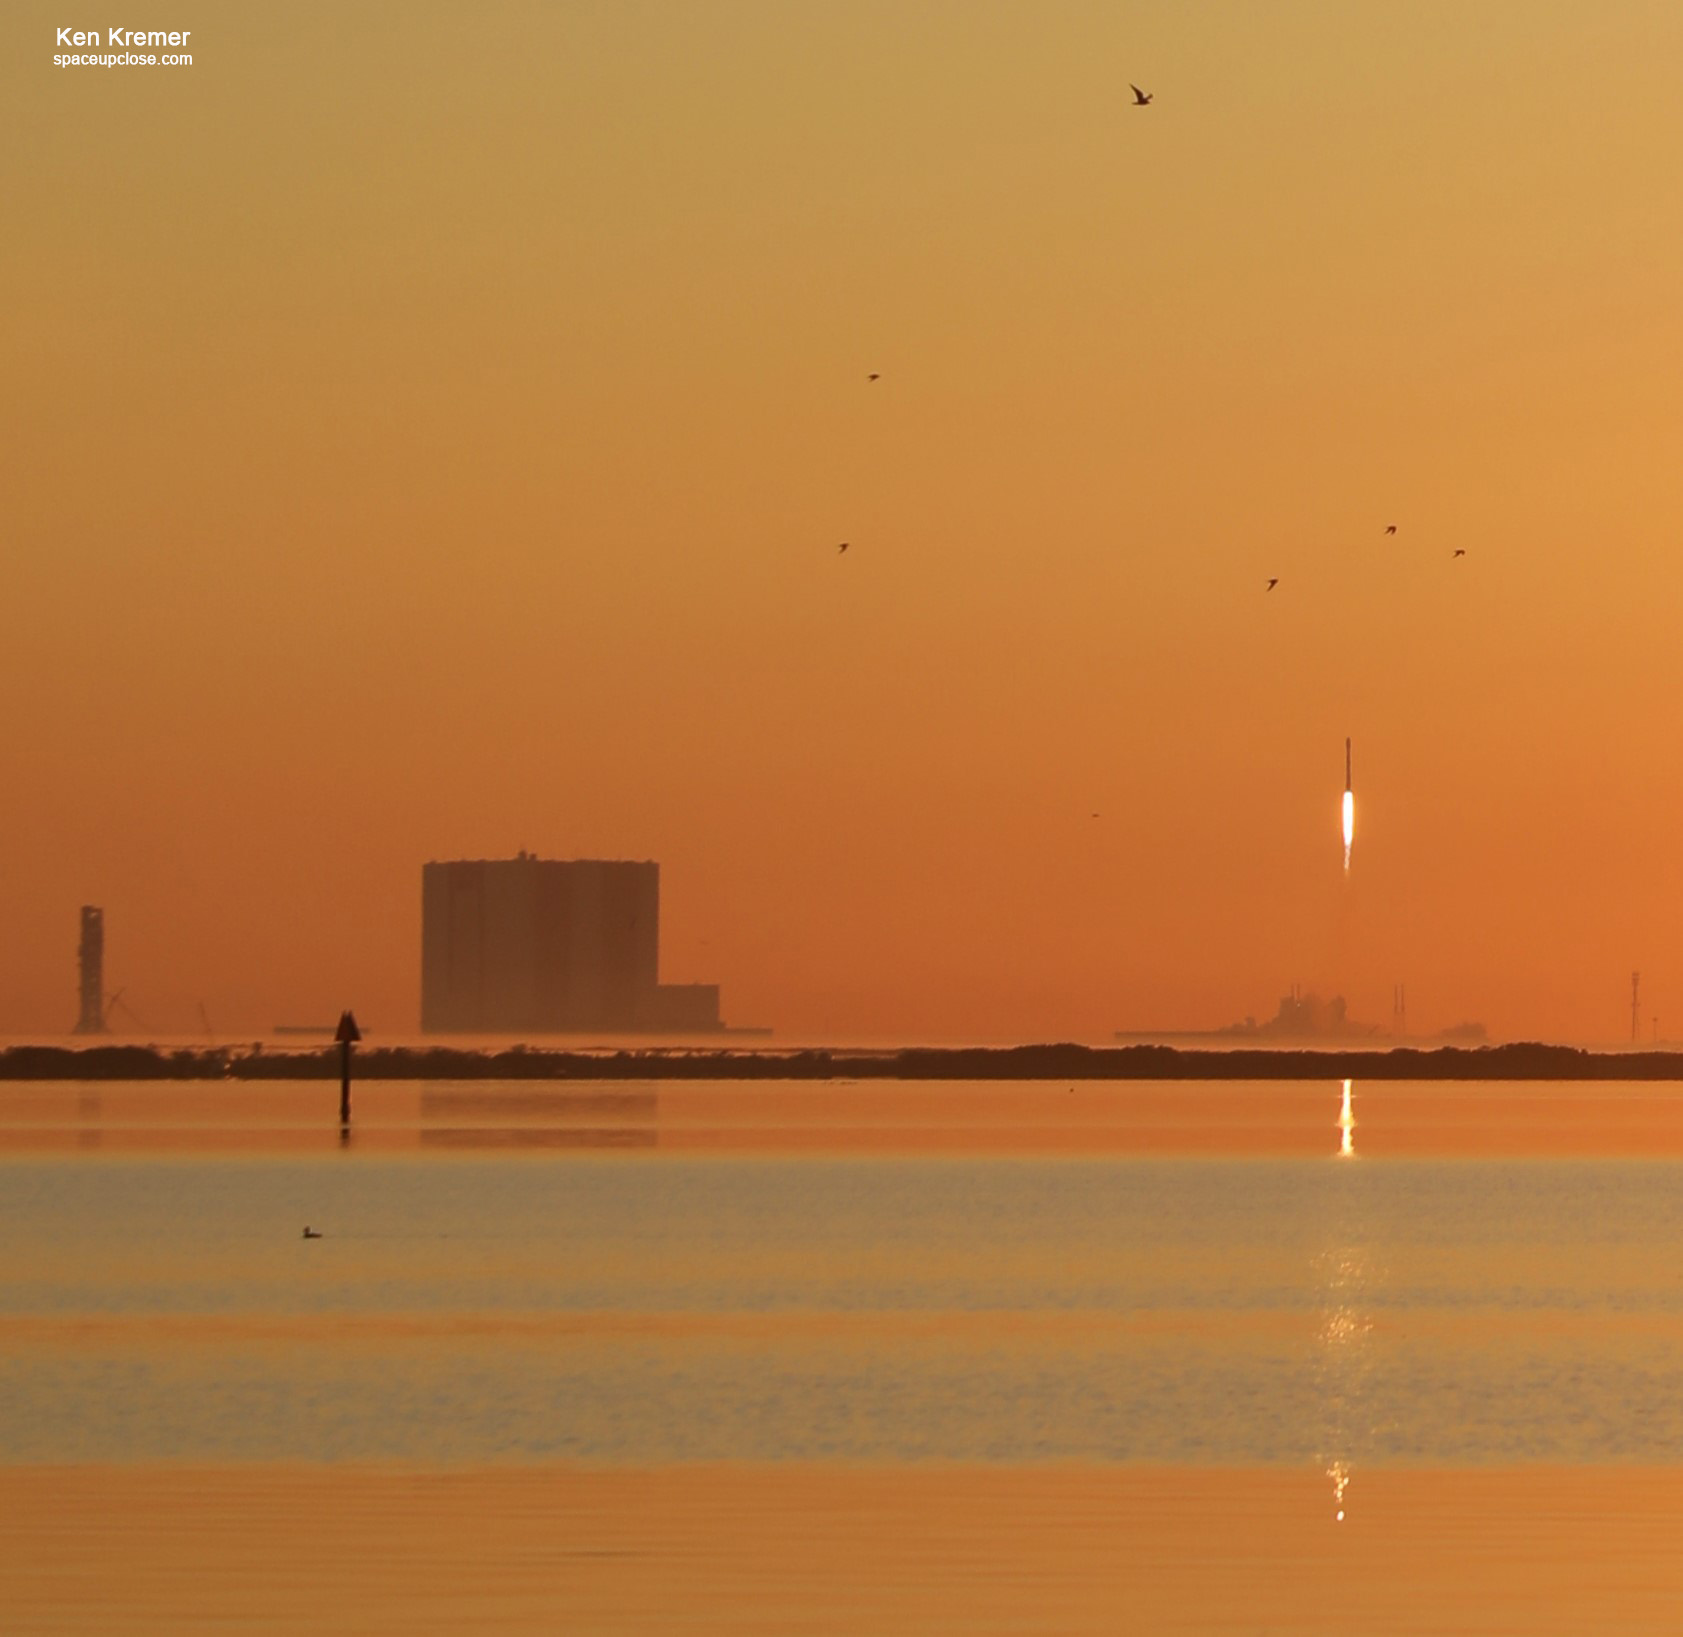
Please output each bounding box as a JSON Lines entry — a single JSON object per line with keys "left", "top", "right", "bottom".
{"left": 1341, "top": 737, "right": 1354, "bottom": 873}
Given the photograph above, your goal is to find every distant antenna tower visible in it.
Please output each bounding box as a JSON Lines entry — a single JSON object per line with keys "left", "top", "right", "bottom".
{"left": 1632, "top": 972, "right": 1641, "bottom": 1044}
{"left": 73, "top": 907, "right": 107, "bottom": 1035}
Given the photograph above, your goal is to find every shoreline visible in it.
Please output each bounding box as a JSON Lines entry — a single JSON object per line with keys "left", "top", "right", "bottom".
{"left": 3, "top": 1040, "right": 1682, "bottom": 1081}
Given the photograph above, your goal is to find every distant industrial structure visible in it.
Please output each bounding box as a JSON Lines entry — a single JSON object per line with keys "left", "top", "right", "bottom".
{"left": 1213, "top": 987, "right": 1378, "bottom": 1042}
{"left": 73, "top": 907, "right": 106, "bottom": 1035}
{"left": 1118, "top": 983, "right": 1487, "bottom": 1045}
{"left": 420, "top": 854, "right": 724, "bottom": 1034}
{"left": 1115, "top": 988, "right": 1374, "bottom": 1044}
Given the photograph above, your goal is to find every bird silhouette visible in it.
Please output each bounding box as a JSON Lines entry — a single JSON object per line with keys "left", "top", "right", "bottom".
{"left": 867, "top": 372, "right": 880, "bottom": 382}
{"left": 1266, "top": 577, "right": 1279, "bottom": 591}
{"left": 302, "top": 1227, "right": 322, "bottom": 1240}
{"left": 837, "top": 542, "right": 850, "bottom": 554}
{"left": 1453, "top": 548, "right": 1466, "bottom": 558}
{"left": 1384, "top": 524, "right": 1398, "bottom": 534}
{"left": 1130, "top": 84, "right": 1153, "bottom": 106}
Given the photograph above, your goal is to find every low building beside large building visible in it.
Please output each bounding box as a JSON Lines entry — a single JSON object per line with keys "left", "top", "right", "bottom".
{"left": 420, "top": 854, "right": 723, "bottom": 1034}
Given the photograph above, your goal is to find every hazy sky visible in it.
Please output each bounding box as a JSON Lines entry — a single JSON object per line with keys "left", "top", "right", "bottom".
{"left": 6, "top": 1, "right": 1683, "bottom": 1042}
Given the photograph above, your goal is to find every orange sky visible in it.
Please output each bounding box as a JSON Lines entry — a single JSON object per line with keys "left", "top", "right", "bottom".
{"left": 6, "top": 1, "right": 1683, "bottom": 1043}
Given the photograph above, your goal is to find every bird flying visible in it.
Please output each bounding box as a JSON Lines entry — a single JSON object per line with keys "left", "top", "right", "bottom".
{"left": 1453, "top": 548, "right": 1466, "bottom": 558}
{"left": 867, "top": 372, "right": 880, "bottom": 382}
{"left": 1265, "top": 577, "right": 1279, "bottom": 591}
{"left": 837, "top": 542, "right": 850, "bottom": 554}
{"left": 1384, "top": 524, "right": 1397, "bottom": 534}
{"left": 1130, "top": 84, "right": 1153, "bottom": 106}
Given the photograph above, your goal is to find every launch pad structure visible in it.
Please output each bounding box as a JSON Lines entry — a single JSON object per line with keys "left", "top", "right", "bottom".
{"left": 73, "top": 906, "right": 107, "bottom": 1035}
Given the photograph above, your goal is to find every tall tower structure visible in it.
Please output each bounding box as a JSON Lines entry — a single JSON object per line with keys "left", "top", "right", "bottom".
{"left": 74, "top": 907, "right": 107, "bottom": 1035}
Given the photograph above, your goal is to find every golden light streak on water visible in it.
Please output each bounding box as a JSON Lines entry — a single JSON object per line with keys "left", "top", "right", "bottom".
{"left": 1324, "top": 1094, "right": 1359, "bottom": 1525}
{"left": 1328, "top": 1460, "right": 1350, "bottom": 1522}
{"left": 1341, "top": 789, "right": 1354, "bottom": 873}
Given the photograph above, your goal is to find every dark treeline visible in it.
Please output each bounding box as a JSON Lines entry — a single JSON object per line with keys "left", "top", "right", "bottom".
{"left": 1, "top": 1041, "right": 1682, "bottom": 1081}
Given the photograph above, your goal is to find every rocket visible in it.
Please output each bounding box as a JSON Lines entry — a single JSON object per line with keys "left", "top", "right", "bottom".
{"left": 1341, "top": 737, "right": 1355, "bottom": 866}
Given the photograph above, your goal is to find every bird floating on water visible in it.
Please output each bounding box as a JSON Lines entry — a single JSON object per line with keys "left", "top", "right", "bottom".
{"left": 1130, "top": 84, "right": 1153, "bottom": 106}
{"left": 301, "top": 1227, "right": 322, "bottom": 1240}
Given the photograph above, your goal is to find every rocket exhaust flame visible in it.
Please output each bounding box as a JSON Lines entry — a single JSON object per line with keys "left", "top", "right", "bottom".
{"left": 1341, "top": 737, "right": 1354, "bottom": 872}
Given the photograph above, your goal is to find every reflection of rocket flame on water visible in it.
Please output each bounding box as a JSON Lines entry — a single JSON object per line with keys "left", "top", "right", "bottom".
{"left": 1341, "top": 737, "right": 1354, "bottom": 873}
{"left": 1323, "top": 1078, "right": 1361, "bottom": 1520}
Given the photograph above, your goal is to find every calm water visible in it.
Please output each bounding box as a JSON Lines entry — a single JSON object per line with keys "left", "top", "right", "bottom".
{"left": 5, "top": 1076, "right": 1683, "bottom": 1631}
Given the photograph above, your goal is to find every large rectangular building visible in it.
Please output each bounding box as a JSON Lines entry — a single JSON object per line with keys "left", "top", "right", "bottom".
{"left": 420, "top": 854, "right": 722, "bottom": 1034}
